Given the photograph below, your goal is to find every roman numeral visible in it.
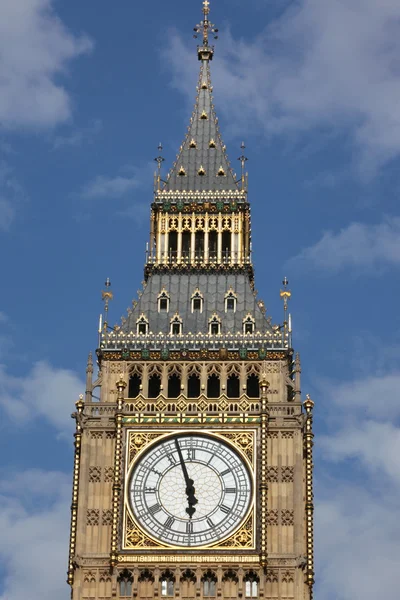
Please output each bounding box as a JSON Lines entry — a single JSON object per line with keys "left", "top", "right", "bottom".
{"left": 207, "top": 517, "right": 215, "bottom": 528}
{"left": 149, "top": 503, "right": 162, "bottom": 515}
{"left": 220, "top": 504, "right": 230, "bottom": 514}
{"left": 186, "top": 522, "right": 193, "bottom": 534}
{"left": 167, "top": 453, "right": 176, "bottom": 465}
{"left": 164, "top": 516, "right": 175, "bottom": 529}
{"left": 220, "top": 468, "right": 231, "bottom": 476}
{"left": 151, "top": 467, "right": 162, "bottom": 476}
{"left": 187, "top": 448, "right": 196, "bottom": 461}
{"left": 225, "top": 488, "right": 236, "bottom": 494}
{"left": 145, "top": 487, "right": 156, "bottom": 493}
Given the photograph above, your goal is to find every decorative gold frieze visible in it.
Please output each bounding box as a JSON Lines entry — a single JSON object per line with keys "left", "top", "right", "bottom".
{"left": 218, "top": 513, "right": 254, "bottom": 549}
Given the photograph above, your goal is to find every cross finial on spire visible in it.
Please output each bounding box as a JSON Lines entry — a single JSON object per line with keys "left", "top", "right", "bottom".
{"left": 194, "top": 0, "right": 218, "bottom": 60}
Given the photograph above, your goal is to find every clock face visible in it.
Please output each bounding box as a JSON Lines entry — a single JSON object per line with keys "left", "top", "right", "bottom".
{"left": 129, "top": 433, "right": 252, "bottom": 547}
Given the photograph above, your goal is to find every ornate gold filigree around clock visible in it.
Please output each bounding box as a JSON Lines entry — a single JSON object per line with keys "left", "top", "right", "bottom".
{"left": 128, "top": 432, "right": 164, "bottom": 463}
{"left": 217, "top": 513, "right": 254, "bottom": 549}
{"left": 124, "top": 512, "right": 165, "bottom": 549}
{"left": 218, "top": 431, "right": 254, "bottom": 464}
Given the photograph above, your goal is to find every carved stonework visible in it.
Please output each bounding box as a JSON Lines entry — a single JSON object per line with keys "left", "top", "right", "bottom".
{"left": 267, "top": 510, "right": 279, "bottom": 525}
{"left": 281, "top": 509, "right": 295, "bottom": 526}
{"left": 282, "top": 466, "right": 294, "bottom": 482}
{"left": 102, "top": 509, "right": 113, "bottom": 526}
{"left": 89, "top": 466, "right": 101, "bottom": 483}
{"left": 104, "top": 466, "right": 114, "bottom": 482}
{"left": 266, "top": 467, "right": 279, "bottom": 482}
{"left": 90, "top": 431, "right": 103, "bottom": 440}
{"left": 86, "top": 509, "right": 100, "bottom": 526}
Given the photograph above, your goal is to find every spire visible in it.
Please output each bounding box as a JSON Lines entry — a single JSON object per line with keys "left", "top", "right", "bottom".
{"left": 161, "top": 1, "right": 240, "bottom": 194}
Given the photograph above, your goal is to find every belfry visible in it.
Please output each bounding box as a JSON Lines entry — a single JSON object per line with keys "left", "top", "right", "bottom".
{"left": 68, "top": 2, "right": 315, "bottom": 599}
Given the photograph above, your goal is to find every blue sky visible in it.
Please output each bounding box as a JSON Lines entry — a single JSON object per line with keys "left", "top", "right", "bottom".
{"left": 0, "top": 0, "right": 399, "bottom": 598}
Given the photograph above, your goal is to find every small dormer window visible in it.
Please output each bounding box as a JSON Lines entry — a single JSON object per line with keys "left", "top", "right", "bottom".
{"left": 158, "top": 289, "right": 170, "bottom": 313}
{"left": 170, "top": 315, "right": 183, "bottom": 335}
{"left": 189, "top": 138, "right": 197, "bottom": 148}
{"left": 243, "top": 315, "right": 255, "bottom": 335}
{"left": 209, "top": 315, "right": 221, "bottom": 335}
{"left": 191, "top": 289, "right": 204, "bottom": 313}
{"left": 225, "top": 290, "right": 237, "bottom": 312}
{"left": 136, "top": 315, "right": 149, "bottom": 335}
{"left": 209, "top": 139, "right": 216, "bottom": 148}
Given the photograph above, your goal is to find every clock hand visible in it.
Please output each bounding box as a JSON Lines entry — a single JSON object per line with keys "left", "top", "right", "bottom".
{"left": 174, "top": 438, "right": 198, "bottom": 518}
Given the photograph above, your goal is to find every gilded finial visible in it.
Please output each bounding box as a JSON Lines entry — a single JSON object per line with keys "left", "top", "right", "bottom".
{"left": 280, "top": 277, "right": 291, "bottom": 332}
{"left": 154, "top": 143, "right": 165, "bottom": 193}
{"left": 238, "top": 141, "right": 248, "bottom": 191}
{"left": 193, "top": 0, "right": 219, "bottom": 61}
{"left": 101, "top": 278, "right": 113, "bottom": 342}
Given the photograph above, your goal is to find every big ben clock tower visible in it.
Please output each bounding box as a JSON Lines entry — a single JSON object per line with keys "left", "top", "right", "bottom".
{"left": 67, "top": 2, "right": 315, "bottom": 599}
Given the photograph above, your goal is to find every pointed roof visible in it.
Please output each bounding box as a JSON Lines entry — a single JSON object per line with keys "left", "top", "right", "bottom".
{"left": 162, "top": 2, "right": 239, "bottom": 194}
{"left": 163, "top": 60, "right": 239, "bottom": 193}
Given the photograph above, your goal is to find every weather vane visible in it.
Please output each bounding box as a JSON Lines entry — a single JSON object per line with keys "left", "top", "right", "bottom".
{"left": 193, "top": 0, "right": 218, "bottom": 53}
{"left": 238, "top": 141, "right": 248, "bottom": 190}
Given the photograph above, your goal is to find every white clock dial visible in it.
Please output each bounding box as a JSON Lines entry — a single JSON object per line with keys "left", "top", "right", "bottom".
{"left": 129, "top": 434, "right": 252, "bottom": 547}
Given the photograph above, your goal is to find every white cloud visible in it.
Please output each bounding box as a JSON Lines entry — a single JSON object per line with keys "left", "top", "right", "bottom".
{"left": 0, "top": 360, "right": 84, "bottom": 436}
{"left": 289, "top": 218, "right": 400, "bottom": 271}
{"left": 81, "top": 174, "right": 141, "bottom": 199}
{"left": 0, "top": 0, "right": 92, "bottom": 130}
{"left": 316, "top": 483, "right": 400, "bottom": 599}
{"left": 0, "top": 468, "right": 70, "bottom": 600}
{"left": 167, "top": 0, "right": 400, "bottom": 170}
{"left": 314, "top": 362, "right": 400, "bottom": 598}
{"left": 0, "top": 160, "right": 26, "bottom": 231}
{"left": 53, "top": 119, "right": 102, "bottom": 149}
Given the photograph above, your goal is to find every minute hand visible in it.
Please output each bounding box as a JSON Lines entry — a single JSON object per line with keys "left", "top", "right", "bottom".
{"left": 174, "top": 439, "right": 198, "bottom": 517}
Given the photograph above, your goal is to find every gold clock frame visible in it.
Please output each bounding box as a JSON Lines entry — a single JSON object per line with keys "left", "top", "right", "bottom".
{"left": 122, "top": 428, "right": 257, "bottom": 552}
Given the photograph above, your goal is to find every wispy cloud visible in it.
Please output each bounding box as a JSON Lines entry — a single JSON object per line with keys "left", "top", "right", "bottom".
{"left": 81, "top": 174, "right": 141, "bottom": 199}
{"left": 315, "top": 356, "right": 400, "bottom": 598}
{"left": 0, "top": 360, "right": 84, "bottom": 436}
{"left": 288, "top": 218, "right": 400, "bottom": 272}
{"left": 0, "top": 468, "right": 70, "bottom": 600}
{"left": 166, "top": 0, "right": 400, "bottom": 172}
{"left": 0, "top": 0, "right": 93, "bottom": 130}
{"left": 52, "top": 119, "right": 102, "bottom": 149}
{"left": 0, "top": 161, "right": 27, "bottom": 231}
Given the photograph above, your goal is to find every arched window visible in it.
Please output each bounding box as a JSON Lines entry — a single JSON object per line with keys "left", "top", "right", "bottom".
{"left": 170, "top": 314, "right": 182, "bottom": 335}
{"left": 209, "top": 230, "right": 217, "bottom": 260}
{"left": 168, "top": 373, "right": 181, "bottom": 398}
{"left": 195, "top": 231, "right": 205, "bottom": 259}
{"left": 180, "top": 569, "right": 196, "bottom": 598}
{"left": 202, "top": 570, "right": 217, "bottom": 597}
{"left": 168, "top": 231, "right": 178, "bottom": 259}
{"left": 207, "top": 373, "right": 220, "bottom": 398}
{"left": 247, "top": 373, "right": 260, "bottom": 398}
{"left": 182, "top": 231, "right": 191, "bottom": 260}
{"left": 160, "top": 570, "right": 175, "bottom": 597}
{"left": 222, "top": 231, "right": 231, "bottom": 261}
{"left": 225, "top": 290, "right": 237, "bottom": 312}
{"left": 138, "top": 569, "right": 154, "bottom": 598}
{"left": 209, "top": 314, "right": 221, "bottom": 335}
{"left": 148, "top": 373, "right": 161, "bottom": 398}
{"left": 136, "top": 314, "right": 149, "bottom": 335}
{"left": 191, "top": 289, "right": 204, "bottom": 313}
{"left": 222, "top": 570, "right": 238, "bottom": 598}
{"left": 188, "top": 373, "right": 200, "bottom": 398}
{"left": 227, "top": 373, "right": 240, "bottom": 398}
{"left": 118, "top": 569, "right": 133, "bottom": 597}
{"left": 128, "top": 373, "right": 141, "bottom": 398}
{"left": 158, "top": 289, "right": 170, "bottom": 313}
{"left": 244, "top": 571, "right": 260, "bottom": 598}
{"left": 243, "top": 314, "right": 255, "bottom": 334}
